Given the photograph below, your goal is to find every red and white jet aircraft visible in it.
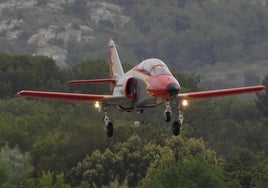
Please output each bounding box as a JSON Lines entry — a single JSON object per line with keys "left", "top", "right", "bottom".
{"left": 17, "top": 39, "right": 265, "bottom": 137}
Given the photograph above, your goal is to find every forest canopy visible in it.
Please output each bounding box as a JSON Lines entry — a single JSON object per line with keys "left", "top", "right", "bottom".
{"left": 0, "top": 53, "right": 267, "bottom": 187}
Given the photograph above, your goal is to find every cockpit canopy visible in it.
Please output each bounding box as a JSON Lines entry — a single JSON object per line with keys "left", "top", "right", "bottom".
{"left": 136, "top": 58, "right": 171, "bottom": 76}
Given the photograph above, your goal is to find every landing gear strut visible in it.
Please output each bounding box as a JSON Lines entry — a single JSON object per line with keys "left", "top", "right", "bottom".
{"left": 164, "top": 101, "right": 183, "bottom": 136}
{"left": 103, "top": 108, "right": 113, "bottom": 137}
{"left": 164, "top": 101, "right": 172, "bottom": 122}
{"left": 172, "top": 105, "right": 183, "bottom": 136}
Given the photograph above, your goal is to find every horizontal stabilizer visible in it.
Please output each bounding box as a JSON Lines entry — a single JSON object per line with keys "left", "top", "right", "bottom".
{"left": 67, "top": 78, "right": 115, "bottom": 84}
{"left": 178, "top": 85, "right": 265, "bottom": 100}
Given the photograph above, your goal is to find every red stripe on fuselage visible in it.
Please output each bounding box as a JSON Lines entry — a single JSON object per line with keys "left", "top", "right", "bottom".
{"left": 146, "top": 74, "right": 179, "bottom": 98}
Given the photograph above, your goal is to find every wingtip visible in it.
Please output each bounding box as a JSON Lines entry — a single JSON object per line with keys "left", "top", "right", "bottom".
{"left": 257, "top": 85, "right": 266, "bottom": 91}
{"left": 16, "top": 91, "right": 22, "bottom": 97}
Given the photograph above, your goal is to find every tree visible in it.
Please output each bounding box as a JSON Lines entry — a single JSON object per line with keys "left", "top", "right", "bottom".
{"left": 23, "top": 171, "right": 71, "bottom": 188}
{"left": 68, "top": 135, "right": 148, "bottom": 187}
{"left": 0, "top": 53, "right": 65, "bottom": 98}
{"left": 0, "top": 144, "right": 32, "bottom": 187}
{"left": 256, "top": 74, "right": 268, "bottom": 118}
{"left": 224, "top": 149, "right": 268, "bottom": 188}
{"left": 68, "top": 59, "right": 110, "bottom": 94}
{"left": 0, "top": 159, "right": 9, "bottom": 187}
{"left": 139, "top": 137, "right": 225, "bottom": 188}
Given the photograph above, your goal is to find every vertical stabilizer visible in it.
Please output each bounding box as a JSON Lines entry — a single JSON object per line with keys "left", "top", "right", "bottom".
{"left": 109, "top": 39, "right": 124, "bottom": 81}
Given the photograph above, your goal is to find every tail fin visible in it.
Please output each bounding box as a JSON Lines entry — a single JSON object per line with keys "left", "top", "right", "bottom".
{"left": 109, "top": 39, "right": 124, "bottom": 81}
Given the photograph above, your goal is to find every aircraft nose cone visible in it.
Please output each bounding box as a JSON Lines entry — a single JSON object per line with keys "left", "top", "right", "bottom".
{"left": 167, "top": 82, "right": 180, "bottom": 96}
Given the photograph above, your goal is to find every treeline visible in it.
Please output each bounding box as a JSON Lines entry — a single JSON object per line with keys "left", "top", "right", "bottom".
{"left": 103, "top": 0, "right": 268, "bottom": 69}
{"left": 0, "top": 53, "right": 268, "bottom": 187}
{"left": 0, "top": 53, "right": 111, "bottom": 98}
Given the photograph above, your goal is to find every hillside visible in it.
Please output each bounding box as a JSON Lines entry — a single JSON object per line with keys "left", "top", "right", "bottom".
{"left": 0, "top": 0, "right": 268, "bottom": 87}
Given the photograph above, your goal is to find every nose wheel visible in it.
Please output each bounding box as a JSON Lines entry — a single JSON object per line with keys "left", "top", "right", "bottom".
{"left": 164, "top": 101, "right": 183, "bottom": 136}
{"left": 172, "top": 105, "right": 183, "bottom": 136}
{"left": 106, "top": 122, "right": 113, "bottom": 137}
{"left": 172, "top": 121, "right": 181, "bottom": 136}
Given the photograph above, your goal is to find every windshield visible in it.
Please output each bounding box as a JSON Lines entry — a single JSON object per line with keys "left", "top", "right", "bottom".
{"left": 136, "top": 59, "right": 171, "bottom": 76}
{"left": 151, "top": 65, "right": 171, "bottom": 76}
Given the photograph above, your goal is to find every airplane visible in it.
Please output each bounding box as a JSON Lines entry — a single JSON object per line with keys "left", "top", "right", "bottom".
{"left": 16, "top": 39, "right": 265, "bottom": 137}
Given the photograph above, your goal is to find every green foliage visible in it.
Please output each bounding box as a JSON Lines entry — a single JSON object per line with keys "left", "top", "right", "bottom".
{"left": 0, "top": 53, "right": 65, "bottom": 98}
{"left": 0, "top": 144, "right": 32, "bottom": 187}
{"left": 0, "top": 98, "right": 61, "bottom": 150}
{"left": 256, "top": 74, "right": 268, "bottom": 117}
{"left": 23, "top": 171, "right": 71, "bottom": 188}
{"left": 38, "top": 172, "right": 70, "bottom": 188}
{"left": 69, "top": 135, "right": 225, "bottom": 188}
{"left": 67, "top": 59, "right": 110, "bottom": 94}
{"left": 108, "top": 0, "right": 268, "bottom": 72}
{"left": 173, "top": 71, "right": 200, "bottom": 92}
{"left": 0, "top": 52, "right": 267, "bottom": 187}
{"left": 68, "top": 135, "right": 149, "bottom": 187}
{"left": 140, "top": 157, "right": 225, "bottom": 188}
{"left": 224, "top": 150, "right": 268, "bottom": 188}
{"left": 0, "top": 159, "right": 9, "bottom": 186}
{"left": 140, "top": 137, "right": 225, "bottom": 188}
{"left": 30, "top": 122, "right": 106, "bottom": 176}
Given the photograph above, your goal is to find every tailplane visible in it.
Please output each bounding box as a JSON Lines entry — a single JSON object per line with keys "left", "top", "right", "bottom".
{"left": 109, "top": 39, "right": 124, "bottom": 81}
{"left": 68, "top": 39, "right": 123, "bottom": 94}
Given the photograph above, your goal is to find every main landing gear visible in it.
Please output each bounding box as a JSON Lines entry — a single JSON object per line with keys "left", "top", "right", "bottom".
{"left": 164, "top": 101, "right": 172, "bottom": 123}
{"left": 164, "top": 101, "right": 183, "bottom": 136}
{"left": 103, "top": 108, "right": 113, "bottom": 137}
{"left": 103, "top": 101, "right": 183, "bottom": 137}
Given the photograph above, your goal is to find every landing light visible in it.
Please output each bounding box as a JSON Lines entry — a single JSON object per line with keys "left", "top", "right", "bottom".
{"left": 182, "top": 99, "right": 188, "bottom": 107}
{"left": 94, "top": 101, "right": 100, "bottom": 109}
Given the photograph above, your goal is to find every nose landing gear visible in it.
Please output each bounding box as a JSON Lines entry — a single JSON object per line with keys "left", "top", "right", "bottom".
{"left": 164, "top": 101, "right": 183, "bottom": 136}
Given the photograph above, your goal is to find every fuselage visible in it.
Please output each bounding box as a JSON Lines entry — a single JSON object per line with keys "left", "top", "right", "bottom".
{"left": 113, "top": 58, "right": 180, "bottom": 110}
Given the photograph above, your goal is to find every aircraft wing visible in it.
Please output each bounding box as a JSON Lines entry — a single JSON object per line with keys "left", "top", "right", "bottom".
{"left": 16, "top": 90, "right": 127, "bottom": 105}
{"left": 178, "top": 85, "right": 265, "bottom": 100}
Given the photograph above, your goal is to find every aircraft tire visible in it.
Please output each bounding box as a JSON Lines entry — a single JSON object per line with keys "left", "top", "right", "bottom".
{"left": 164, "top": 111, "right": 171, "bottom": 123}
{"left": 172, "top": 121, "right": 181, "bottom": 136}
{"left": 106, "top": 122, "right": 113, "bottom": 137}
